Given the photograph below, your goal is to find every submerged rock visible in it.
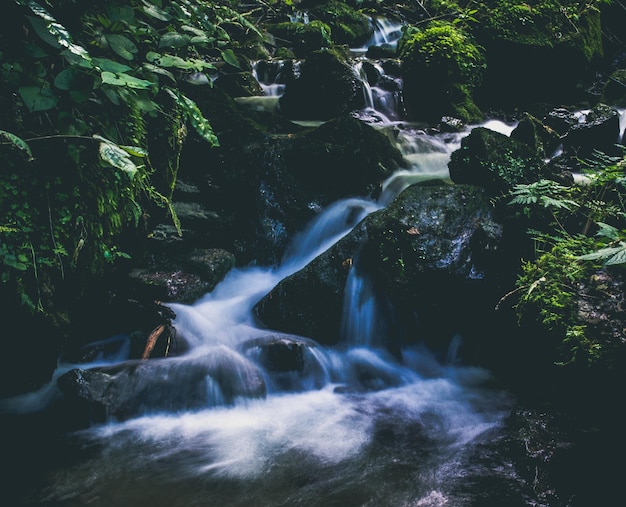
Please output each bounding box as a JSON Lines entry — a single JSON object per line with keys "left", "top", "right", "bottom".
{"left": 57, "top": 348, "right": 267, "bottom": 422}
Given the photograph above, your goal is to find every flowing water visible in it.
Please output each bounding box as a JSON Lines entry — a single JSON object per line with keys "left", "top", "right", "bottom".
{"left": 0, "top": 30, "right": 539, "bottom": 506}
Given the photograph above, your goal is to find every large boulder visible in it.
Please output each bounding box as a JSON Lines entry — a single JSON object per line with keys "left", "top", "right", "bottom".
{"left": 281, "top": 115, "right": 403, "bottom": 201}
{"left": 448, "top": 127, "right": 547, "bottom": 196}
{"left": 474, "top": 0, "right": 604, "bottom": 107}
{"left": 399, "top": 21, "right": 486, "bottom": 123}
{"left": 267, "top": 20, "right": 332, "bottom": 58}
{"left": 57, "top": 348, "right": 267, "bottom": 423}
{"left": 256, "top": 183, "right": 510, "bottom": 362}
{"left": 304, "top": 0, "right": 374, "bottom": 47}
{"left": 279, "top": 49, "right": 367, "bottom": 120}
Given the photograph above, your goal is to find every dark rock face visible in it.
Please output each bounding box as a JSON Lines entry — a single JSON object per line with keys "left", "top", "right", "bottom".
{"left": 257, "top": 183, "right": 510, "bottom": 361}
{"left": 510, "top": 112, "right": 561, "bottom": 160}
{"left": 562, "top": 103, "right": 622, "bottom": 157}
{"left": 255, "top": 219, "right": 369, "bottom": 346}
{"left": 448, "top": 127, "right": 547, "bottom": 196}
{"left": 282, "top": 116, "right": 403, "bottom": 202}
{"left": 279, "top": 49, "right": 367, "bottom": 120}
{"left": 214, "top": 71, "right": 264, "bottom": 98}
{"left": 57, "top": 349, "right": 267, "bottom": 422}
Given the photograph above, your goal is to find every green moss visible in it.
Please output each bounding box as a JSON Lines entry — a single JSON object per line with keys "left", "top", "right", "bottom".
{"left": 306, "top": 0, "right": 373, "bottom": 46}
{"left": 269, "top": 21, "right": 332, "bottom": 57}
{"left": 399, "top": 21, "right": 485, "bottom": 122}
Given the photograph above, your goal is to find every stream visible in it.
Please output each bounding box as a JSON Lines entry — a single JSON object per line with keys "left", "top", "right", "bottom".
{"left": 2, "top": 18, "right": 623, "bottom": 507}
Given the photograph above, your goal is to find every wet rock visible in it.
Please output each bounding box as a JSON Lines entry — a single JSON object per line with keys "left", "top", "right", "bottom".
{"left": 282, "top": 116, "right": 402, "bottom": 202}
{"left": 255, "top": 219, "right": 370, "bottom": 345}
{"left": 240, "top": 334, "right": 329, "bottom": 391}
{"left": 448, "top": 127, "right": 547, "bottom": 196}
{"left": 256, "top": 184, "right": 509, "bottom": 359}
{"left": 267, "top": 21, "right": 332, "bottom": 58}
{"left": 602, "top": 69, "right": 626, "bottom": 108}
{"left": 128, "top": 248, "right": 234, "bottom": 304}
{"left": 279, "top": 49, "right": 366, "bottom": 120}
{"left": 214, "top": 71, "right": 264, "bottom": 98}
{"left": 57, "top": 349, "right": 267, "bottom": 422}
{"left": 575, "top": 269, "right": 626, "bottom": 369}
{"left": 510, "top": 112, "right": 561, "bottom": 159}
{"left": 562, "top": 103, "right": 622, "bottom": 157}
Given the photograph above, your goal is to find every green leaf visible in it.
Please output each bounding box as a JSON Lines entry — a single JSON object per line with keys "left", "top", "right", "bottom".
{"left": 595, "top": 222, "right": 620, "bottom": 241}
{"left": 220, "top": 48, "right": 240, "bottom": 69}
{"left": 93, "top": 58, "right": 133, "bottom": 74}
{"left": 101, "top": 71, "right": 153, "bottom": 89}
{"left": 105, "top": 34, "right": 138, "bottom": 61}
{"left": 146, "top": 52, "right": 215, "bottom": 72}
{"left": 141, "top": 0, "right": 172, "bottom": 22}
{"left": 165, "top": 88, "right": 219, "bottom": 146}
{"left": 27, "top": 16, "right": 61, "bottom": 48}
{"left": 53, "top": 67, "right": 76, "bottom": 90}
{"left": 578, "top": 243, "right": 626, "bottom": 265}
{"left": 96, "top": 136, "right": 139, "bottom": 177}
{"left": 120, "top": 145, "right": 148, "bottom": 158}
{"left": 25, "top": 6, "right": 91, "bottom": 66}
{"left": 142, "top": 63, "right": 176, "bottom": 83}
{"left": 0, "top": 130, "right": 34, "bottom": 160}
{"left": 159, "top": 31, "right": 191, "bottom": 49}
{"left": 18, "top": 85, "right": 58, "bottom": 112}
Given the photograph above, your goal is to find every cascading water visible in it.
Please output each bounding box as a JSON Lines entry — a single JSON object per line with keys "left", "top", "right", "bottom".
{"left": 1, "top": 26, "right": 528, "bottom": 506}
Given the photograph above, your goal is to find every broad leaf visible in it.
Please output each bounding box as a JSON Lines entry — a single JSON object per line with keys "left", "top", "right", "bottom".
{"left": 0, "top": 130, "right": 33, "bottom": 160}
{"left": 96, "top": 136, "right": 139, "bottom": 177}
{"left": 93, "top": 58, "right": 132, "bottom": 74}
{"left": 101, "top": 71, "right": 153, "bottom": 90}
{"left": 18, "top": 85, "right": 58, "bottom": 112}
{"left": 53, "top": 67, "right": 76, "bottom": 90}
{"left": 25, "top": 5, "right": 91, "bottom": 66}
{"left": 146, "top": 52, "right": 215, "bottom": 72}
{"left": 142, "top": 63, "right": 176, "bottom": 83}
{"left": 141, "top": 0, "right": 172, "bottom": 22}
{"left": 105, "top": 34, "right": 138, "bottom": 61}
{"left": 578, "top": 243, "right": 626, "bottom": 266}
{"left": 165, "top": 88, "right": 219, "bottom": 146}
{"left": 159, "top": 31, "right": 191, "bottom": 49}
{"left": 220, "top": 48, "right": 240, "bottom": 69}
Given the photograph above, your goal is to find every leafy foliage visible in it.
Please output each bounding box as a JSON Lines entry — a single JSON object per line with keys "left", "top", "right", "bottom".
{"left": 0, "top": 0, "right": 260, "bottom": 315}
{"left": 507, "top": 147, "right": 626, "bottom": 367}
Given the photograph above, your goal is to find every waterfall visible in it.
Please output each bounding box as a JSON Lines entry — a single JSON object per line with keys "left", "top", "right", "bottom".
{"left": 0, "top": 23, "right": 525, "bottom": 505}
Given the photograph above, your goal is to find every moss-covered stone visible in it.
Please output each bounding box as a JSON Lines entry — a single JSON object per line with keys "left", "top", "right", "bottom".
{"left": 279, "top": 49, "right": 367, "bottom": 120}
{"left": 267, "top": 20, "right": 332, "bottom": 58}
{"left": 214, "top": 71, "right": 264, "bottom": 98}
{"left": 399, "top": 21, "right": 485, "bottom": 123}
{"left": 283, "top": 115, "right": 403, "bottom": 200}
{"left": 475, "top": 0, "right": 604, "bottom": 106}
{"left": 602, "top": 69, "right": 626, "bottom": 108}
{"left": 305, "top": 0, "right": 373, "bottom": 47}
{"left": 448, "top": 126, "right": 547, "bottom": 196}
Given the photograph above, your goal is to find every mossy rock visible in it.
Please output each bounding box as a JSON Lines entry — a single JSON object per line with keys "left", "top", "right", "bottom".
{"left": 602, "top": 69, "right": 626, "bottom": 108}
{"left": 448, "top": 126, "right": 547, "bottom": 196}
{"left": 399, "top": 21, "right": 485, "bottom": 123}
{"left": 305, "top": 0, "right": 373, "bottom": 47}
{"left": 214, "top": 71, "right": 264, "bottom": 98}
{"left": 279, "top": 49, "right": 367, "bottom": 120}
{"left": 475, "top": 0, "right": 604, "bottom": 106}
{"left": 283, "top": 115, "right": 403, "bottom": 200}
{"left": 267, "top": 20, "right": 332, "bottom": 58}
{"left": 510, "top": 112, "right": 561, "bottom": 159}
